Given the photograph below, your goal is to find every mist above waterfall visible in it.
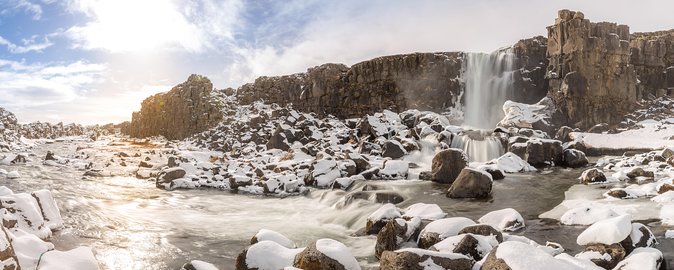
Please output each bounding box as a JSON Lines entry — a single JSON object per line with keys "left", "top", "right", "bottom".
{"left": 463, "top": 49, "right": 516, "bottom": 130}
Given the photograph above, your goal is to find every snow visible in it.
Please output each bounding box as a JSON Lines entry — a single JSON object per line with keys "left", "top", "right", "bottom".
{"left": 254, "top": 229, "right": 295, "bottom": 248}
{"left": 0, "top": 193, "right": 52, "bottom": 239}
{"left": 612, "top": 247, "right": 663, "bottom": 270}
{"left": 576, "top": 214, "right": 632, "bottom": 245}
{"left": 559, "top": 206, "right": 618, "bottom": 225}
{"left": 377, "top": 160, "right": 409, "bottom": 180}
{"left": 574, "top": 250, "right": 612, "bottom": 261}
{"left": 659, "top": 204, "right": 674, "bottom": 225}
{"left": 478, "top": 208, "right": 525, "bottom": 232}
{"left": 12, "top": 229, "right": 54, "bottom": 269}
{"left": 367, "top": 203, "right": 401, "bottom": 223}
{"left": 570, "top": 120, "right": 674, "bottom": 150}
{"left": 0, "top": 186, "right": 13, "bottom": 196}
{"left": 245, "top": 240, "right": 304, "bottom": 270}
{"left": 553, "top": 253, "right": 603, "bottom": 270}
{"left": 38, "top": 247, "right": 99, "bottom": 270}
{"left": 431, "top": 233, "right": 498, "bottom": 258}
{"left": 419, "top": 217, "right": 476, "bottom": 240}
{"left": 395, "top": 248, "right": 470, "bottom": 260}
{"left": 666, "top": 230, "right": 674, "bottom": 239}
{"left": 495, "top": 241, "right": 584, "bottom": 270}
{"left": 31, "top": 190, "right": 64, "bottom": 230}
{"left": 402, "top": 203, "right": 446, "bottom": 220}
{"left": 497, "top": 98, "right": 553, "bottom": 130}
{"left": 6, "top": 170, "right": 20, "bottom": 179}
{"left": 315, "top": 239, "right": 361, "bottom": 270}
{"left": 485, "top": 152, "right": 536, "bottom": 173}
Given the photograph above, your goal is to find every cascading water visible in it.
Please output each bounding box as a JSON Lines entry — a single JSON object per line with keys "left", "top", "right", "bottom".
{"left": 453, "top": 49, "right": 516, "bottom": 162}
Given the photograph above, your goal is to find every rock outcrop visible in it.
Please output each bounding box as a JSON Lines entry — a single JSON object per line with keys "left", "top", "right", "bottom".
{"left": 124, "top": 74, "right": 223, "bottom": 140}
{"left": 546, "top": 10, "right": 638, "bottom": 129}
{"left": 630, "top": 30, "right": 674, "bottom": 98}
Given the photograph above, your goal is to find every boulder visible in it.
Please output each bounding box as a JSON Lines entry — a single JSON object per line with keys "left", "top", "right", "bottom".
{"left": 458, "top": 224, "right": 503, "bottom": 243}
{"left": 524, "top": 139, "right": 563, "bottom": 167}
{"left": 577, "top": 243, "right": 625, "bottom": 269}
{"left": 45, "top": 151, "right": 57, "bottom": 161}
{"left": 619, "top": 223, "right": 657, "bottom": 254}
{"left": 379, "top": 249, "right": 473, "bottom": 270}
{"left": 477, "top": 208, "right": 525, "bottom": 232}
{"left": 554, "top": 126, "right": 574, "bottom": 142}
{"left": 366, "top": 204, "right": 401, "bottom": 235}
{"left": 236, "top": 240, "right": 303, "bottom": 270}
{"left": 579, "top": 168, "right": 607, "bottom": 184}
{"left": 626, "top": 167, "right": 654, "bottom": 179}
{"left": 293, "top": 239, "right": 360, "bottom": 270}
{"left": 431, "top": 149, "right": 468, "bottom": 184}
{"left": 156, "top": 167, "right": 187, "bottom": 189}
{"left": 447, "top": 168, "right": 493, "bottom": 199}
{"left": 381, "top": 140, "right": 407, "bottom": 159}
{"left": 0, "top": 226, "right": 19, "bottom": 270}
{"left": 266, "top": 127, "right": 291, "bottom": 151}
{"left": 562, "top": 149, "right": 589, "bottom": 168}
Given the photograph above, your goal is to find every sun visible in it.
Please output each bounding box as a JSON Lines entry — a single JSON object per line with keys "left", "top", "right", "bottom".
{"left": 68, "top": 0, "right": 202, "bottom": 53}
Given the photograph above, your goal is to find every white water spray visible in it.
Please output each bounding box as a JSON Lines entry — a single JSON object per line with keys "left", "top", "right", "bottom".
{"left": 452, "top": 49, "right": 516, "bottom": 162}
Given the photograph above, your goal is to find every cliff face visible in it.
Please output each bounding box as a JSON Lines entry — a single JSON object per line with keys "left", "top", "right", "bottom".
{"left": 237, "top": 53, "right": 464, "bottom": 118}
{"left": 512, "top": 36, "right": 550, "bottom": 104}
{"left": 630, "top": 30, "right": 674, "bottom": 97}
{"left": 546, "top": 10, "right": 638, "bottom": 129}
{"left": 124, "top": 74, "right": 223, "bottom": 140}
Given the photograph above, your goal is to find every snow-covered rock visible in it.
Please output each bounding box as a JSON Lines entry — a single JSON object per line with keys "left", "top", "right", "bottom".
{"left": 38, "top": 247, "right": 99, "bottom": 270}
{"left": 294, "top": 239, "right": 360, "bottom": 270}
{"left": 478, "top": 208, "right": 525, "bottom": 232}
{"left": 238, "top": 240, "right": 303, "bottom": 270}
{"left": 417, "top": 217, "right": 475, "bottom": 249}
{"left": 560, "top": 206, "right": 618, "bottom": 225}
{"left": 379, "top": 248, "right": 473, "bottom": 270}
{"left": 612, "top": 247, "right": 663, "bottom": 270}
{"left": 252, "top": 229, "right": 295, "bottom": 248}
{"left": 402, "top": 203, "right": 446, "bottom": 220}
{"left": 366, "top": 204, "right": 401, "bottom": 234}
{"left": 483, "top": 241, "right": 585, "bottom": 270}
{"left": 576, "top": 215, "right": 632, "bottom": 245}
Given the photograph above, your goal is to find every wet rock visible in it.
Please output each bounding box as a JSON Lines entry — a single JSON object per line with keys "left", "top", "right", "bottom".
{"left": 579, "top": 168, "right": 607, "bottom": 184}
{"left": 562, "top": 149, "right": 589, "bottom": 168}
{"left": 9, "top": 154, "right": 26, "bottom": 164}
{"left": 345, "top": 153, "right": 370, "bottom": 174}
{"left": 554, "top": 126, "right": 574, "bottom": 142}
{"left": 379, "top": 249, "right": 473, "bottom": 270}
{"left": 293, "top": 239, "right": 359, "bottom": 270}
{"left": 168, "top": 156, "right": 178, "bottom": 167}
{"left": 458, "top": 224, "right": 503, "bottom": 243}
{"left": 657, "top": 183, "right": 674, "bottom": 194}
{"left": 418, "top": 171, "right": 432, "bottom": 180}
{"left": 375, "top": 219, "right": 407, "bottom": 259}
{"left": 45, "top": 151, "right": 56, "bottom": 161}
{"left": 451, "top": 234, "right": 483, "bottom": 261}
{"left": 606, "top": 189, "right": 629, "bottom": 199}
{"left": 447, "top": 168, "right": 493, "bottom": 199}
{"left": 626, "top": 167, "right": 654, "bottom": 179}
{"left": 578, "top": 243, "right": 626, "bottom": 269}
{"left": 366, "top": 204, "right": 401, "bottom": 235}
{"left": 156, "top": 167, "right": 187, "bottom": 189}
{"left": 381, "top": 140, "right": 407, "bottom": 159}
{"left": 525, "top": 139, "right": 563, "bottom": 167}
{"left": 139, "top": 161, "right": 153, "bottom": 168}
{"left": 431, "top": 149, "right": 468, "bottom": 184}
{"left": 613, "top": 247, "right": 663, "bottom": 269}
{"left": 619, "top": 223, "right": 657, "bottom": 254}
{"left": 481, "top": 167, "right": 504, "bottom": 180}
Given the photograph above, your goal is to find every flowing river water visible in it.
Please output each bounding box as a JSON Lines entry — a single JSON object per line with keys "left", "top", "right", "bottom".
{"left": 1, "top": 138, "right": 671, "bottom": 269}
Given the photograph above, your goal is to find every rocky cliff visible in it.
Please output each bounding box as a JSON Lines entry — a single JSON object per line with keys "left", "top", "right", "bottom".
{"left": 546, "top": 10, "right": 638, "bottom": 129}
{"left": 237, "top": 53, "right": 464, "bottom": 118}
{"left": 124, "top": 74, "right": 223, "bottom": 140}
{"left": 630, "top": 30, "right": 674, "bottom": 98}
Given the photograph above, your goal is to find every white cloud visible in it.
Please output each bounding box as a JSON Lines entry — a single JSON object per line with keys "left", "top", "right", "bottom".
{"left": 1, "top": 0, "right": 43, "bottom": 20}
{"left": 0, "top": 59, "right": 107, "bottom": 110}
{"left": 0, "top": 35, "right": 53, "bottom": 53}
{"left": 65, "top": 0, "right": 243, "bottom": 53}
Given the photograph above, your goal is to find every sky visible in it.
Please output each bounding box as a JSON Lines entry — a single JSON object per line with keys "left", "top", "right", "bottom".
{"left": 0, "top": 0, "right": 672, "bottom": 125}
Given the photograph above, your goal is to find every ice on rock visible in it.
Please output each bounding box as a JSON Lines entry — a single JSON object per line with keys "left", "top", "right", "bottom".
{"left": 560, "top": 206, "right": 618, "bottom": 225}
{"left": 245, "top": 240, "right": 304, "bottom": 270}
{"left": 254, "top": 229, "right": 295, "bottom": 248}
{"left": 478, "top": 208, "right": 525, "bottom": 232}
{"left": 576, "top": 214, "right": 632, "bottom": 245}
{"left": 314, "top": 239, "right": 361, "bottom": 270}
{"left": 612, "top": 247, "right": 663, "bottom": 270}
{"left": 38, "top": 247, "right": 99, "bottom": 270}
{"left": 402, "top": 203, "right": 446, "bottom": 220}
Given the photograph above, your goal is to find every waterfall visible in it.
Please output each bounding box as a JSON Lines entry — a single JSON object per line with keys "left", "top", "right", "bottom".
{"left": 450, "top": 49, "right": 515, "bottom": 162}
{"left": 450, "top": 130, "right": 504, "bottom": 162}
{"left": 463, "top": 49, "right": 516, "bottom": 129}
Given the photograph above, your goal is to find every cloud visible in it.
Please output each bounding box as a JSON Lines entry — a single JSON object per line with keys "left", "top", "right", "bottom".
{"left": 65, "top": 0, "right": 243, "bottom": 53}
{"left": 0, "top": 35, "right": 53, "bottom": 53}
{"left": 0, "top": 59, "right": 107, "bottom": 110}
{"left": 0, "top": 0, "right": 43, "bottom": 20}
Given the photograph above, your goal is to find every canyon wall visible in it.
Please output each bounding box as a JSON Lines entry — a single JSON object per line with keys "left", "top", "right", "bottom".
{"left": 630, "top": 30, "right": 674, "bottom": 98}
{"left": 123, "top": 74, "right": 223, "bottom": 140}
{"left": 546, "top": 10, "right": 638, "bottom": 129}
